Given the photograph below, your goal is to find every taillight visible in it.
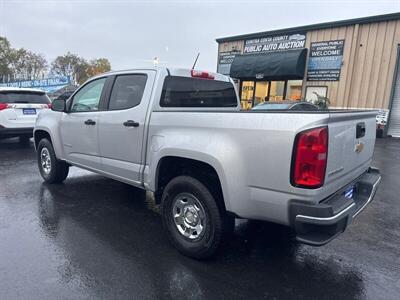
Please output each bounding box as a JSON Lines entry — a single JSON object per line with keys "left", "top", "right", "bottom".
{"left": 291, "top": 127, "right": 328, "bottom": 189}
{"left": 191, "top": 69, "right": 215, "bottom": 80}
{"left": 46, "top": 103, "right": 52, "bottom": 109}
{"left": 0, "top": 103, "right": 10, "bottom": 111}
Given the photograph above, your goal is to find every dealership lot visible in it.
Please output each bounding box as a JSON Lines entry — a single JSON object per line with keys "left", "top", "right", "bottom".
{"left": 0, "top": 138, "right": 399, "bottom": 299}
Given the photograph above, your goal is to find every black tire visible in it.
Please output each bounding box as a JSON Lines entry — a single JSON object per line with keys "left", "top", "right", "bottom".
{"left": 19, "top": 135, "right": 31, "bottom": 146}
{"left": 161, "top": 175, "right": 227, "bottom": 259}
{"left": 37, "top": 138, "right": 69, "bottom": 184}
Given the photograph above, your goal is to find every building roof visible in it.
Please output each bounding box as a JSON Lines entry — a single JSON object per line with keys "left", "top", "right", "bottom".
{"left": 216, "top": 12, "right": 400, "bottom": 43}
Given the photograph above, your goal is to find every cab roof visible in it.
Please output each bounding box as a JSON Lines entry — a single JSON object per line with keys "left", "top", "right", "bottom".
{"left": 94, "top": 67, "right": 232, "bottom": 82}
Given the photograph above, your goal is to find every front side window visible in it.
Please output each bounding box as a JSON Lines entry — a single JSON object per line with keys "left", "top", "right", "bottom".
{"left": 160, "top": 76, "right": 237, "bottom": 108}
{"left": 70, "top": 78, "right": 106, "bottom": 112}
{"left": 108, "top": 74, "right": 147, "bottom": 110}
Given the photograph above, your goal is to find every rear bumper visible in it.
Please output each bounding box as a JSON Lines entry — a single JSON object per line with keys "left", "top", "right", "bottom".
{"left": 289, "top": 167, "right": 381, "bottom": 246}
{"left": 0, "top": 127, "right": 34, "bottom": 137}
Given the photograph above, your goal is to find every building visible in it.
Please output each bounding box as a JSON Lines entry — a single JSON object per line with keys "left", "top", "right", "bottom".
{"left": 216, "top": 12, "right": 400, "bottom": 137}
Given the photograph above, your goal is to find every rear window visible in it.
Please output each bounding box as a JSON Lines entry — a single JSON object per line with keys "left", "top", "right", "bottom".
{"left": 160, "top": 76, "right": 237, "bottom": 108}
{"left": 0, "top": 91, "right": 50, "bottom": 104}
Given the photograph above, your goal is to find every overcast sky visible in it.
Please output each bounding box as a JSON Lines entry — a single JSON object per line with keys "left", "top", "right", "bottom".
{"left": 1, "top": 0, "right": 399, "bottom": 72}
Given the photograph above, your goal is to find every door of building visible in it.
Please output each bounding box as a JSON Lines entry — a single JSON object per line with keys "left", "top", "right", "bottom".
{"left": 388, "top": 49, "right": 400, "bottom": 137}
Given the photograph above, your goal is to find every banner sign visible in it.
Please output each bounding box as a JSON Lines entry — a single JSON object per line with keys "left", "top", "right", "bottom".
{"left": 217, "top": 50, "right": 241, "bottom": 75}
{"left": 243, "top": 33, "right": 306, "bottom": 55}
{"left": 307, "top": 39, "right": 345, "bottom": 81}
{"left": 0, "top": 75, "right": 72, "bottom": 93}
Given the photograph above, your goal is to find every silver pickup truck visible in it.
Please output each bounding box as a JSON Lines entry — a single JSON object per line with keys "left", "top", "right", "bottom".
{"left": 34, "top": 67, "right": 381, "bottom": 259}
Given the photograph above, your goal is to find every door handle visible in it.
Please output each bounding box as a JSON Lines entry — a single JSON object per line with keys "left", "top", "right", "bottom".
{"left": 123, "top": 120, "right": 139, "bottom": 127}
{"left": 356, "top": 122, "right": 365, "bottom": 138}
{"left": 84, "top": 119, "right": 96, "bottom": 125}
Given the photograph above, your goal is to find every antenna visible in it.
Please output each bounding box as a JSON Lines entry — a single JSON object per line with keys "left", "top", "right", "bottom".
{"left": 192, "top": 52, "right": 200, "bottom": 69}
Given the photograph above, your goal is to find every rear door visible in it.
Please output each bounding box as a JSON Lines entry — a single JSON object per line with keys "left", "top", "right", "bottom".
{"left": 97, "top": 71, "right": 156, "bottom": 183}
{"left": 0, "top": 91, "right": 50, "bottom": 128}
{"left": 325, "top": 111, "right": 377, "bottom": 186}
{"left": 60, "top": 77, "right": 107, "bottom": 170}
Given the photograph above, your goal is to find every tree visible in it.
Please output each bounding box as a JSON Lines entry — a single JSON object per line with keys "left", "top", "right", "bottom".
{"left": 1, "top": 37, "right": 112, "bottom": 84}
{"left": 0, "top": 36, "right": 47, "bottom": 82}
{"left": 50, "top": 52, "right": 88, "bottom": 84}
{"left": 27, "top": 52, "right": 47, "bottom": 78}
{"left": 86, "top": 58, "right": 111, "bottom": 78}
{"left": 50, "top": 54, "right": 111, "bottom": 84}
{"left": 0, "top": 36, "right": 12, "bottom": 81}
{"left": 8, "top": 48, "right": 47, "bottom": 80}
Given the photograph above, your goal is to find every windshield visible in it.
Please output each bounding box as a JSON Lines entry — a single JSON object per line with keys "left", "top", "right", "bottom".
{"left": 252, "top": 103, "right": 292, "bottom": 110}
{"left": 0, "top": 91, "right": 50, "bottom": 104}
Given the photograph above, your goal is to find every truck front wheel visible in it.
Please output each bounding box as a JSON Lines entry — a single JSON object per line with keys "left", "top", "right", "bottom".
{"left": 161, "top": 175, "right": 227, "bottom": 259}
{"left": 37, "top": 139, "right": 69, "bottom": 184}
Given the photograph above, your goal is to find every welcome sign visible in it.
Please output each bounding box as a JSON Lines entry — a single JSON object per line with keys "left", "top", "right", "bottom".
{"left": 307, "top": 39, "right": 345, "bottom": 81}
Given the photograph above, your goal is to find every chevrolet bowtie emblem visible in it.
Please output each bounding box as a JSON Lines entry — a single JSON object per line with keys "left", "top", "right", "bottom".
{"left": 355, "top": 142, "right": 365, "bottom": 153}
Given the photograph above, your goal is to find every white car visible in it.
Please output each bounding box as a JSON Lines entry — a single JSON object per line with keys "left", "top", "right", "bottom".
{"left": 0, "top": 87, "right": 51, "bottom": 144}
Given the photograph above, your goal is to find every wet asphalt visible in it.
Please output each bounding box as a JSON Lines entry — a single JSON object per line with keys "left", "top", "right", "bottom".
{"left": 0, "top": 137, "right": 399, "bottom": 300}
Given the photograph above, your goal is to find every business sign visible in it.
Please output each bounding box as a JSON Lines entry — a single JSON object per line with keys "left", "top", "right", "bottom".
{"left": 243, "top": 33, "right": 306, "bottom": 55}
{"left": 307, "top": 39, "right": 345, "bottom": 81}
{"left": 217, "top": 50, "right": 241, "bottom": 75}
{"left": 0, "top": 75, "right": 72, "bottom": 93}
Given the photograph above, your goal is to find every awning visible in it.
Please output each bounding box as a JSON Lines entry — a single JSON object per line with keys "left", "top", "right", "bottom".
{"left": 230, "top": 48, "right": 308, "bottom": 80}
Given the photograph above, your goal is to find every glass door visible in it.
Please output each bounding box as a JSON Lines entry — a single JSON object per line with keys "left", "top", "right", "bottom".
{"left": 254, "top": 81, "right": 269, "bottom": 107}
{"left": 268, "top": 81, "right": 285, "bottom": 101}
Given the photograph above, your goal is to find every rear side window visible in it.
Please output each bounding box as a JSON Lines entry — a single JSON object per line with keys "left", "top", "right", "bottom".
{"left": 160, "top": 76, "right": 237, "bottom": 107}
{"left": 109, "top": 74, "right": 147, "bottom": 110}
{"left": 0, "top": 91, "right": 50, "bottom": 104}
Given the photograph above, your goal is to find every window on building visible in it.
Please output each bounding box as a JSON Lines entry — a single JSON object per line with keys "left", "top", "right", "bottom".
{"left": 240, "top": 81, "right": 254, "bottom": 110}
{"left": 286, "top": 80, "right": 303, "bottom": 101}
{"left": 254, "top": 81, "right": 269, "bottom": 106}
{"left": 269, "top": 81, "right": 285, "bottom": 101}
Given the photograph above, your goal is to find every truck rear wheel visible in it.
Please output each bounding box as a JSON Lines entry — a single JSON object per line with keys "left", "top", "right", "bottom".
{"left": 37, "top": 139, "right": 69, "bottom": 184}
{"left": 161, "top": 175, "right": 227, "bottom": 259}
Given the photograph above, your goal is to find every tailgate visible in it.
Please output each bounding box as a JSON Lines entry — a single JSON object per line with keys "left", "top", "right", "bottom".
{"left": 2, "top": 103, "right": 48, "bottom": 127}
{"left": 325, "top": 111, "right": 377, "bottom": 187}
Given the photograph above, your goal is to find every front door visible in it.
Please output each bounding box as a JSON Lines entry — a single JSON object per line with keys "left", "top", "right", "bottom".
{"left": 60, "top": 77, "right": 107, "bottom": 170}
{"left": 97, "top": 71, "right": 155, "bottom": 183}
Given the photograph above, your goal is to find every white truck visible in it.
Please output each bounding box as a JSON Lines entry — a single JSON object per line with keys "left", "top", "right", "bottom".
{"left": 34, "top": 67, "right": 381, "bottom": 259}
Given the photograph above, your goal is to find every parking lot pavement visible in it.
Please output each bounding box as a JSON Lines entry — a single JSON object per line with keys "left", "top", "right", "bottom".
{"left": 0, "top": 138, "right": 399, "bottom": 300}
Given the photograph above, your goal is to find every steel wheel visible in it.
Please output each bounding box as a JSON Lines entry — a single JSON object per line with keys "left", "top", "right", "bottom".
{"left": 172, "top": 192, "right": 206, "bottom": 240}
{"left": 40, "top": 147, "right": 52, "bottom": 175}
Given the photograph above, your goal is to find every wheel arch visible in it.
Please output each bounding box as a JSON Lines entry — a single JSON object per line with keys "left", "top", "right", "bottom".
{"left": 33, "top": 128, "right": 64, "bottom": 160}
{"left": 34, "top": 130, "right": 52, "bottom": 150}
{"left": 154, "top": 155, "right": 229, "bottom": 212}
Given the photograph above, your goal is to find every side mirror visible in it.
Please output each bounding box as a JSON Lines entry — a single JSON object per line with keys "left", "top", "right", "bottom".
{"left": 51, "top": 99, "right": 66, "bottom": 112}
